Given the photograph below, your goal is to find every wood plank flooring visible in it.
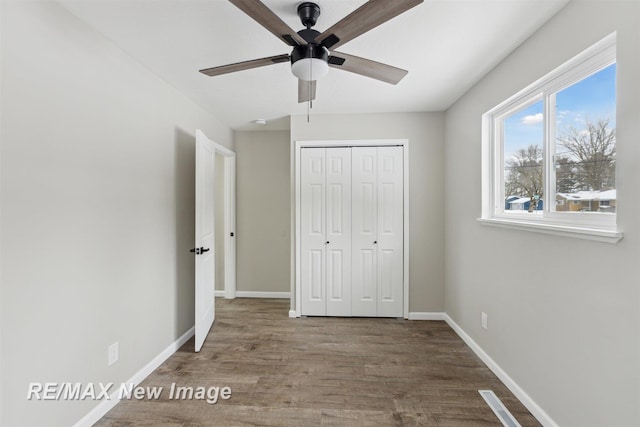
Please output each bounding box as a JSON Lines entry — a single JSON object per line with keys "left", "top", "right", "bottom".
{"left": 95, "top": 299, "right": 541, "bottom": 426}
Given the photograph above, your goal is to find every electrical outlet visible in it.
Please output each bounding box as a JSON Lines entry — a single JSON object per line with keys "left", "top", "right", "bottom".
{"left": 481, "top": 312, "right": 488, "bottom": 330}
{"left": 108, "top": 342, "right": 119, "bottom": 366}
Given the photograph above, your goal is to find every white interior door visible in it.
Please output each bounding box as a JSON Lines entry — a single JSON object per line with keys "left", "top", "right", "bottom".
{"left": 325, "top": 148, "right": 352, "bottom": 316}
{"left": 300, "top": 148, "right": 327, "bottom": 315}
{"left": 351, "top": 147, "right": 378, "bottom": 316}
{"left": 194, "top": 130, "right": 216, "bottom": 352}
{"left": 376, "top": 147, "right": 404, "bottom": 317}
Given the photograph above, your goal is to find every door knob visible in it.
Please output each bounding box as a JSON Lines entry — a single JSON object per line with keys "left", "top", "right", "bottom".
{"left": 373, "top": 240, "right": 378, "bottom": 244}
{"left": 189, "top": 247, "right": 210, "bottom": 255}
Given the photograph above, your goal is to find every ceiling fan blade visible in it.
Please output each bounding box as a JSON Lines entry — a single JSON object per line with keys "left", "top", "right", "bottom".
{"left": 329, "top": 52, "right": 408, "bottom": 85}
{"left": 316, "top": 0, "right": 423, "bottom": 50}
{"left": 298, "top": 79, "right": 317, "bottom": 103}
{"left": 199, "top": 54, "right": 290, "bottom": 77}
{"left": 229, "top": 0, "right": 307, "bottom": 47}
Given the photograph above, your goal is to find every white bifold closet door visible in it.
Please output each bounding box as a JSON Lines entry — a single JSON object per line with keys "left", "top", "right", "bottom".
{"left": 301, "top": 148, "right": 352, "bottom": 316}
{"left": 352, "top": 147, "right": 403, "bottom": 317}
{"left": 301, "top": 146, "right": 403, "bottom": 317}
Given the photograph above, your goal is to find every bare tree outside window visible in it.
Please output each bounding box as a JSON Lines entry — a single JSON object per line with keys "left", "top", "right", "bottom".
{"left": 504, "top": 119, "right": 615, "bottom": 213}
{"left": 556, "top": 118, "right": 616, "bottom": 192}
{"left": 505, "top": 145, "right": 543, "bottom": 212}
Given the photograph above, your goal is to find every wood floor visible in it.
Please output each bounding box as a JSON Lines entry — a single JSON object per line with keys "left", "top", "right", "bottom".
{"left": 96, "top": 299, "right": 541, "bottom": 426}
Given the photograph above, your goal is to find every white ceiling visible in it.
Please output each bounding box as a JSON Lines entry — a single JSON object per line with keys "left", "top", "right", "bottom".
{"left": 58, "top": 0, "right": 569, "bottom": 130}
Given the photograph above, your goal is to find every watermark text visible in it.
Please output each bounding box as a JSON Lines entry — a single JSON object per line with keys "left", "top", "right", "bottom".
{"left": 27, "top": 382, "right": 231, "bottom": 405}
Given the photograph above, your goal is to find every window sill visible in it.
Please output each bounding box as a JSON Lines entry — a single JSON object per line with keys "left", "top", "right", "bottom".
{"left": 477, "top": 217, "right": 623, "bottom": 244}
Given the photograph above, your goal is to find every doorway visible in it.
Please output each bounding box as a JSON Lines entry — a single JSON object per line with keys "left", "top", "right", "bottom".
{"left": 214, "top": 152, "right": 237, "bottom": 299}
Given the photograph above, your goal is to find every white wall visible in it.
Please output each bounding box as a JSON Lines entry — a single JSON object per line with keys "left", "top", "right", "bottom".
{"left": 291, "top": 112, "right": 446, "bottom": 313}
{"left": 235, "top": 130, "right": 291, "bottom": 293}
{"left": 444, "top": 1, "right": 640, "bottom": 426}
{"left": 0, "top": 2, "right": 232, "bottom": 426}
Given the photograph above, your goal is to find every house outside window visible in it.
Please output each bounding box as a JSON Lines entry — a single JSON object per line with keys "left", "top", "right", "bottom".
{"left": 480, "top": 33, "right": 621, "bottom": 243}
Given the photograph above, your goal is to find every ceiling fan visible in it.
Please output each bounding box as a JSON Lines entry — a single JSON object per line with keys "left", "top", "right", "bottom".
{"left": 199, "top": 0, "right": 424, "bottom": 103}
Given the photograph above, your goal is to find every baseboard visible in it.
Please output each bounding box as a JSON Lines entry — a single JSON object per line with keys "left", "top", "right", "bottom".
{"left": 236, "top": 291, "right": 291, "bottom": 299}
{"left": 72, "top": 326, "right": 195, "bottom": 427}
{"left": 288, "top": 310, "right": 298, "bottom": 318}
{"left": 408, "top": 312, "right": 446, "bottom": 321}
{"left": 443, "top": 314, "right": 558, "bottom": 427}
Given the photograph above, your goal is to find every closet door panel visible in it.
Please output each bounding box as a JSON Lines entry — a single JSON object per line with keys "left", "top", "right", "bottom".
{"left": 301, "top": 148, "right": 327, "bottom": 315}
{"left": 376, "top": 146, "right": 404, "bottom": 317}
{"left": 351, "top": 147, "right": 378, "bottom": 316}
{"left": 326, "top": 148, "right": 352, "bottom": 316}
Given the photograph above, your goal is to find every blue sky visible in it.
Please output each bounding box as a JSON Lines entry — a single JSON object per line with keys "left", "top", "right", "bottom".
{"left": 503, "top": 63, "right": 616, "bottom": 160}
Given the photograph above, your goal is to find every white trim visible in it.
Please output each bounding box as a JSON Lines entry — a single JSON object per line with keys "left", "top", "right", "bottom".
{"left": 402, "top": 142, "right": 410, "bottom": 319}
{"left": 236, "top": 291, "right": 290, "bottom": 299}
{"left": 407, "top": 312, "right": 446, "bottom": 321}
{"left": 297, "top": 139, "right": 406, "bottom": 148}
{"left": 72, "top": 327, "right": 195, "bottom": 427}
{"left": 211, "top": 140, "right": 234, "bottom": 157}
{"left": 293, "top": 139, "right": 410, "bottom": 318}
{"left": 290, "top": 128, "right": 297, "bottom": 316}
{"left": 196, "top": 130, "right": 237, "bottom": 300}
{"left": 223, "top": 155, "right": 236, "bottom": 299}
{"left": 294, "top": 142, "right": 302, "bottom": 317}
{"left": 477, "top": 217, "right": 623, "bottom": 244}
{"left": 443, "top": 314, "right": 559, "bottom": 427}
{"left": 216, "top": 290, "right": 290, "bottom": 299}
{"left": 288, "top": 310, "right": 297, "bottom": 318}
{"left": 0, "top": 0, "right": 3, "bottom": 418}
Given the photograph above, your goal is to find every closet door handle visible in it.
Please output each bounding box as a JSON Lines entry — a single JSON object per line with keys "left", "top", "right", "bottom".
{"left": 326, "top": 241, "right": 330, "bottom": 244}
{"left": 373, "top": 240, "right": 378, "bottom": 244}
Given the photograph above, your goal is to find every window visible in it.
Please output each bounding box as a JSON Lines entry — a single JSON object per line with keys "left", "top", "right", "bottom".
{"left": 480, "top": 33, "right": 621, "bottom": 243}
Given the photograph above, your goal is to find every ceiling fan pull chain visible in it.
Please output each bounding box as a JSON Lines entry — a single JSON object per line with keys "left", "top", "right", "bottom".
{"left": 307, "top": 82, "right": 310, "bottom": 122}
{"left": 307, "top": 43, "right": 312, "bottom": 122}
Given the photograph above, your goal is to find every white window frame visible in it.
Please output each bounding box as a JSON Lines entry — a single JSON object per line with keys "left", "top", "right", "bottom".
{"left": 479, "top": 32, "right": 622, "bottom": 244}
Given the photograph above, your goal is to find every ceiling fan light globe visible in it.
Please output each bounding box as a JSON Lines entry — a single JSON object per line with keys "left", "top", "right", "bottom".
{"left": 291, "top": 58, "right": 329, "bottom": 81}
